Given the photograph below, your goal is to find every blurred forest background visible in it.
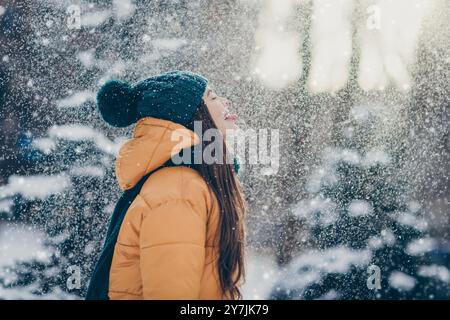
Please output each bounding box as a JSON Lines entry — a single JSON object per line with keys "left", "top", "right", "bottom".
{"left": 0, "top": 0, "right": 449, "bottom": 299}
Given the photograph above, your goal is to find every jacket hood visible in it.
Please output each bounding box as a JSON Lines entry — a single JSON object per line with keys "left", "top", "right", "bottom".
{"left": 115, "top": 117, "right": 200, "bottom": 190}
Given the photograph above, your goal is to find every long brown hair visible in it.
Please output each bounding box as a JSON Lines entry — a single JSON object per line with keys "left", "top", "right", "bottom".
{"left": 183, "top": 99, "right": 247, "bottom": 300}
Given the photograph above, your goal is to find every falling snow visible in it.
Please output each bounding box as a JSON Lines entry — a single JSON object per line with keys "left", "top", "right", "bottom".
{"left": 0, "top": 0, "right": 449, "bottom": 300}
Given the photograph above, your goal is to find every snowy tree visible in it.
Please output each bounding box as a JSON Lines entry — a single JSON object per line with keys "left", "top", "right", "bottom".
{"left": 270, "top": 103, "right": 450, "bottom": 299}
{"left": 0, "top": 124, "right": 122, "bottom": 298}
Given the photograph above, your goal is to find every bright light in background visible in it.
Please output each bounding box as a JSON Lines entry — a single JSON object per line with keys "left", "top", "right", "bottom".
{"left": 308, "top": 0, "right": 354, "bottom": 93}
{"left": 358, "top": 0, "right": 431, "bottom": 91}
{"left": 252, "top": 0, "right": 435, "bottom": 93}
{"left": 252, "top": 0, "right": 303, "bottom": 90}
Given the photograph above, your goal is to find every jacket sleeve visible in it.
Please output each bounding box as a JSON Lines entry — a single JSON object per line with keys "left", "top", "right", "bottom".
{"left": 139, "top": 198, "right": 207, "bottom": 299}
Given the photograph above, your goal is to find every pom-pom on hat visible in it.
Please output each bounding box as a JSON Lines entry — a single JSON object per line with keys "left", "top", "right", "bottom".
{"left": 96, "top": 70, "right": 208, "bottom": 127}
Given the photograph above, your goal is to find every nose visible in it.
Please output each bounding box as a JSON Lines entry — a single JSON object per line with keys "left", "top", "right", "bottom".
{"left": 224, "top": 98, "right": 232, "bottom": 108}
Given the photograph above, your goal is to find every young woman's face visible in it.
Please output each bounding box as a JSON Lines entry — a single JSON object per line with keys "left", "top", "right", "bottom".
{"left": 202, "top": 87, "right": 238, "bottom": 136}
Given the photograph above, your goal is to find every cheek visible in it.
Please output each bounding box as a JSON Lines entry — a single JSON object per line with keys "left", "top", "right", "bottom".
{"left": 209, "top": 101, "right": 225, "bottom": 123}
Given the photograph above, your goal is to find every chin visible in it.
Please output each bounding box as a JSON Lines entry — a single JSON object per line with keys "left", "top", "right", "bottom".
{"left": 223, "top": 125, "right": 238, "bottom": 137}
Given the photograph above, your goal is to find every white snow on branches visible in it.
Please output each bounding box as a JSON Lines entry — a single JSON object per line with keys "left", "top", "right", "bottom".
{"left": 347, "top": 200, "right": 373, "bottom": 217}
{"left": 47, "top": 124, "right": 123, "bottom": 155}
{"left": 418, "top": 265, "right": 450, "bottom": 283}
{"left": 277, "top": 246, "right": 372, "bottom": 293}
{"left": 406, "top": 237, "right": 437, "bottom": 256}
{"left": 294, "top": 194, "right": 338, "bottom": 226}
{"left": 0, "top": 174, "right": 71, "bottom": 200}
{"left": 389, "top": 271, "right": 416, "bottom": 291}
{"left": 55, "top": 90, "right": 95, "bottom": 108}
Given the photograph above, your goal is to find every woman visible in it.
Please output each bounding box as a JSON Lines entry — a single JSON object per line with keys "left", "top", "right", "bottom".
{"left": 96, "top": 70, "right": 247, "bottom": 300}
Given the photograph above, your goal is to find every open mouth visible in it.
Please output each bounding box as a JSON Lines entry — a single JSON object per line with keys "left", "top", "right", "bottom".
{"left": 224, "top": 111, "right": 238, "bottom": 122}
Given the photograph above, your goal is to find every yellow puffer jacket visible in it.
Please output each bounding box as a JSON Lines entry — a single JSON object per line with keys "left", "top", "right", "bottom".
{"left": 108, "top": 117, "right": 230, "bottom": 299}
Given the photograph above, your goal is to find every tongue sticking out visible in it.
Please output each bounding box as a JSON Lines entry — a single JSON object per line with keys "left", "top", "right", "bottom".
{"left": 225, "top": 113, "right": 238, "bottom": 122}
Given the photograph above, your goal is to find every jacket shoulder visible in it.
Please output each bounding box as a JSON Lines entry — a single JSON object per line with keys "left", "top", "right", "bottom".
{"left": 139, "top": 166, "right": 213, "bottom": 214}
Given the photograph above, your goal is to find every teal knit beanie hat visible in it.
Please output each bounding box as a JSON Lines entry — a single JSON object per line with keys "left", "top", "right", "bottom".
{"left": 96, "top": 70, "right": 208, "bottom": 127}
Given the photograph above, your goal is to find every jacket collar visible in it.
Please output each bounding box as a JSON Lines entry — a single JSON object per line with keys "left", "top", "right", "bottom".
{"left": 115, "top": 117, "right": 200, "bottom": 190}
